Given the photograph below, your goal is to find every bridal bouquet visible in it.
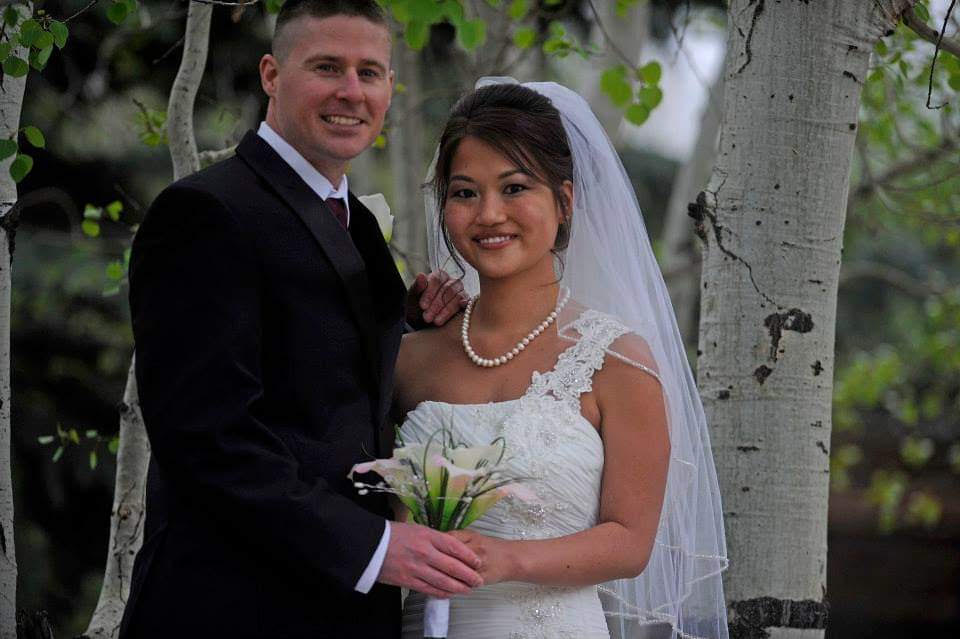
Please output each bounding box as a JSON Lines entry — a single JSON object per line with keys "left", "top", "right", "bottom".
{"left": 349, "top": 427, "right": 533, "bottom": 638}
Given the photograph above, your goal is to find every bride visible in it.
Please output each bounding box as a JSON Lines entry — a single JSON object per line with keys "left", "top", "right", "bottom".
{"left": 391, "top": 79, "right": 728, "bottom": 639}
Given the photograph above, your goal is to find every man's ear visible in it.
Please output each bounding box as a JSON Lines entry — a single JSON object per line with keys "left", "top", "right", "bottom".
{"left": 387, "top": 68, "right": 396, "bottom": 107}
{"left": 260, "top": 54, "right": 279, "bottom": 97}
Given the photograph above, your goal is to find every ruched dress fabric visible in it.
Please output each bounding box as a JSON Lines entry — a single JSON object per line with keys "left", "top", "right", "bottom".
{"left": 400, "top": 310, "right": 633, "bottom": 639}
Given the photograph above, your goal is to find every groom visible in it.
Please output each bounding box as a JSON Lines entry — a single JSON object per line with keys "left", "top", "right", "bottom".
{"left": 119, "top": 1, "right": 483, "bottom": 637}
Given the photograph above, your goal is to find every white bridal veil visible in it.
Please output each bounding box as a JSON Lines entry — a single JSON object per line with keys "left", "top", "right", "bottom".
{"left": 425, "top": 78, "right": 729, "bottom": 639}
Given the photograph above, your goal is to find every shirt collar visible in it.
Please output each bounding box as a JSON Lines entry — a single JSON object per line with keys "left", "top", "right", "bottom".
{"left": 257, "top": 121, "right": 350, "bottom": 219}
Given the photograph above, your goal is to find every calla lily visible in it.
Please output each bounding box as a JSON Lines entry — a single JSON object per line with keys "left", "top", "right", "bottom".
{"left": 458, "top": 482, "right": 538, "bottom": 528}
{"left": 349, "top": 426, "right": 532, "bottom": 531}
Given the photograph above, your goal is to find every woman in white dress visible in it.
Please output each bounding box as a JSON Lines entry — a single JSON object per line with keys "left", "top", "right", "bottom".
{"left": 392, "top": 80, "right": 728, "bottom": 639}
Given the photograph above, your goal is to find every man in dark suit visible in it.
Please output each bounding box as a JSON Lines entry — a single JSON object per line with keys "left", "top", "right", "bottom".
{"left": 119, "top": 1, "right": 483, "bottom": 636}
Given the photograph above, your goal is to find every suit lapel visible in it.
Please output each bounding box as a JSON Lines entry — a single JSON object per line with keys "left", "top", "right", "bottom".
{"left": 235, "top": 132, "right": 381, "bottom": 388}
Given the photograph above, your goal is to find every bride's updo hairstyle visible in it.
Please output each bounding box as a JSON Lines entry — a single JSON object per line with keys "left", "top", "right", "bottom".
{"left": 431, "top": 83, "right": 574, "bottom": 272}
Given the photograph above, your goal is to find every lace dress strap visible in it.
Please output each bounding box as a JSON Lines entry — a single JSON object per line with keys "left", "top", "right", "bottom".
{"left": 526, "top": 310, "right": 631, "bottom": 408}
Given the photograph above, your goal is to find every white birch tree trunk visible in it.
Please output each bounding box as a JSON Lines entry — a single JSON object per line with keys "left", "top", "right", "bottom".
{"left": 661, "top": 67, "right": 723, "bottom": 346}
{"left": 85, "top": 3, "right": 211, "bottom": 635}
{"left": 0, "top": 4, "right": 31, "bottom": 635}
{"left": 388, "top": 42, "right": 428, "bottom": 276}
{"left": 83, "top": 360, "right": 150, "bottom": 639}
{"left": 694, "top": 2, "right": 917, "bottom": 637}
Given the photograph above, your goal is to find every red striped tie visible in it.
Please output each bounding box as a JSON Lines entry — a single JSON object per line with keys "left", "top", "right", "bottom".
{"left": 325, "top": 197, "right": 348, "bottom": 230}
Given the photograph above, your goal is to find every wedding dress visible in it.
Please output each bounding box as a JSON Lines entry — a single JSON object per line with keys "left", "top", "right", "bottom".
{"left": 399, "top": 308, "right": 652, "bottom": 639}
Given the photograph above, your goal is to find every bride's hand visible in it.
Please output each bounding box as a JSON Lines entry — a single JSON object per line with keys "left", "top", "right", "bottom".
{"left": 447, "top": 529, "right": 515, "bottom": 586}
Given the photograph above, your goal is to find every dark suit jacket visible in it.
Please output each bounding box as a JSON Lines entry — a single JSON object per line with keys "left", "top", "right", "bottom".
{"left": 119, "top": 131, "right": 407, "bottom": 638}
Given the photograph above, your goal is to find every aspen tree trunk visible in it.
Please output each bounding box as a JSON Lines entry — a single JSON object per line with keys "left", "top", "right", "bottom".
{"left": 388, "top": 42, "right": 428, "bottom": 276}
{"left": 0, "top": 4, "right": 31, "bottom": 635}
{"left": 85, "top": 4, "right": 212, "bottom": 635}
{"left": 661, "top": 68, "right": 723, "bottom": 346}
{"left": 694, "top": 2, "right": 917, "bottom": 637}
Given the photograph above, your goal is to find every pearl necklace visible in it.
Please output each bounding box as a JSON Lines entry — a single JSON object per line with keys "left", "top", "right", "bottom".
{"left": 461, "top": 287, "right": 571, "bottom": 368}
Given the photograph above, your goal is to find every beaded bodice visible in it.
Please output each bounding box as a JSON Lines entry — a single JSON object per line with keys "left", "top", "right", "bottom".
{"left": 399, "top": 309, "right": 631, "bottom": 639}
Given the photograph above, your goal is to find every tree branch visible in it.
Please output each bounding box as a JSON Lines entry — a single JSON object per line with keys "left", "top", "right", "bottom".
{"left": 902, "top": 6, "right": 960, "bottom": 59}
{"left": 840, "top": 261, "right": 948, "bottom": 297}
{"left": 851, "top": 137, "right": 957, "bottom": 203}
{"left": 902, "top": 2, "right": 959, "bottom": 109}
{"left": 199, "top": 146, "right": 237, "bottom": 166}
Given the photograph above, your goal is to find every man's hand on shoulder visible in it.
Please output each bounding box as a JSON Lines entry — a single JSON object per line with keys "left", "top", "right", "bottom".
{"left": 377, "top": 521, "right": 484, "bottom": 598}
{"left": 406, "top": 270, "right": 468, "bottom": 329}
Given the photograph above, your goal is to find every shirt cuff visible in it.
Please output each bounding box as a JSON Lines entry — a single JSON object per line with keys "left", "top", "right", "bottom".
{"left": 354, "top": 520, "right": 390, "bottom": 593}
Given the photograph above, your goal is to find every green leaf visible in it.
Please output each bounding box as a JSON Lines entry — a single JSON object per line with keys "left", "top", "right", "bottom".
{"left": 34, "top": 31, "right": 55, "bottom": 51}
{"left": 29, "top": 45, "right": 54, "bottom": 72}
{"left": 2, "top": 55, "right": 29, "bottom": 78}
{"left": 68, "top": 428, "right": 81, "bottom": 444}
{"left": 874, "top": 39, "right": 888, "bottom": 56}
{"left": 913, "top": 3, "right": 930, "bottom": 22}
{"left": 50, "top": 20, "right": 69, "bottom": 49}
{"left": 19, "top": 19, "right": 41, "bottom": 47}
{"left": 600, "top": 65, "right": 632, "bottom": 107}
{"left": 106, "top": 261, "right": 125, "bottom": 280}
{"left": 82, "top": 219, "right": 101, "bottom": 237}
{"left": 484, "top": 0, "right": 502, "bottom": 6}
{"left": 90, "top": 450, "right": 98, "bottom": 470}
{"left": 3, "top": 6, "right": 19, "bottom": 28}
{"left": 84, "top": 204, "right": 103, "bottom": 220}
{"left": 638, "top": 85, "right": 663, "bottom": 109}
{"left": 52, "top": 446, "right": 64, "bottom": 463}
{"left": 0, "top": 139, "right": 17, "bottom": 161}
{"left": 108, "top": 437, "right": 120, "bottom": 455}
{"left": 106, "top": 200, "right": 123, "bottom": 220}
{"left": 625, "top": 103, "right": 651, "bottom": 126}
{"left": 86, "top": 429, "right": 99, "bottom": 439}
{"left": 440, "top": 0, "right": 464, "bottom": 23}
{"left": 639, "top": 61, "right": 662, "bottom": 85}
{"left": 507, "top": 0, "right": 529, "bottom": 21}
{"left": 391, "top": 0, "right": 412, "bottom": 24}
{"left": 0, "top": 43, "right": 11, "bottom": 63}
{"left": 513, "top": 27, "right": 536, "bottom": 49}
{"left": 23, "top": 125, "right": 45, "bottom": 149}
{"left": 404, "top": 21, "right": 429, "bottom": 50}
{"left": 37, "top": 435, "right": 55, "bottom": 445}
{"left": 9, "top": 154, "right": 32, "bottom": 182}
{"left": 408, "top": 0, "right": 444, "bottom": 24}
{"left": 107, "top": 2, "right": 130, "bottom": 25}
{"left": 949, "top": 74, "right": 960, "bottom": 92}
{"left": 373, "top": 133, "right": 387, "bottom": 149}
{"left": 457, "top": 19, "right": 486, "bottom": 51}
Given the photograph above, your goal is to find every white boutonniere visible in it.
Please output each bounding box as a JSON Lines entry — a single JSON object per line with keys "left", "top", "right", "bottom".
{"left": 357, "top": 193, "right": 394, "bottom": 243}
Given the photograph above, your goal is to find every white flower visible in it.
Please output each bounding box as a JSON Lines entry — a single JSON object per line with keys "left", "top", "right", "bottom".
{"left": 357, "top": 193, "right": 394, "bottom": 243}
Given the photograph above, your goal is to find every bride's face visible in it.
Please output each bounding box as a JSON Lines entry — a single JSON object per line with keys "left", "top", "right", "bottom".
{"left": 443, "top": 136, "right": 572, "bottom": 282}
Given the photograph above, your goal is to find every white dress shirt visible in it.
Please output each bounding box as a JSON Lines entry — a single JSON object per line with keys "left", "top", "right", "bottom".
{"left": 256, "top": 121, "right": 352, "bottom": 226}
{"left": 256, "top": 121, "right": 391, "bottom": 594}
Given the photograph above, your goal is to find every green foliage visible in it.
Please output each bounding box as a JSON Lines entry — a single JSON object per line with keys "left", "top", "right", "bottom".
{"left": 107, "top": 0, "right": 138, "bottom": 26}
{"left": 23, "top": 125, "right": 45, "bottom": 149}
{"left": 37, "top": 425, "right": 118, "bottom": 469}
{"left": 133, "top": 103, "right": 168, "bottom": 147}
{"left": 10, "top": 153, "right": 33, "bottom": 182}
{"left": 867, "top": 470, "right": 908, "bottom": 534}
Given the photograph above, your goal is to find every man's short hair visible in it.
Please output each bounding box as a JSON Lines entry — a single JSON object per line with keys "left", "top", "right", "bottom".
{"left": 273, "top": 0, "right": 390, "bottom": 61}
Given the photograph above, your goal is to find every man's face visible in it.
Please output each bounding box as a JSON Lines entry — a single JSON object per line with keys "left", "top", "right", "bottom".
{"left": 260, "top": 15, "right": 394, "bottom": 181}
